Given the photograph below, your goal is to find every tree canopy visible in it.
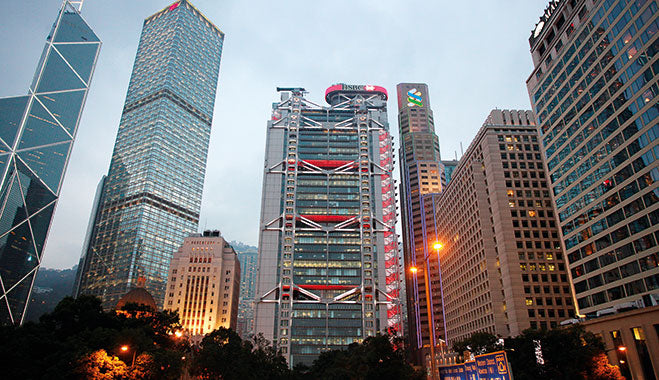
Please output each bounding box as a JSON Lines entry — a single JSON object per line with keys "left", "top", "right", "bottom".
{"left": 0, "top": 295, "right": 188, "bottom": 379}
{"left": 451, "top": 326, "right": 624, "bottom": 380}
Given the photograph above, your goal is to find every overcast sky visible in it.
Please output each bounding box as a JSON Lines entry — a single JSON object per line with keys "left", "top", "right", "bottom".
{"left": 0, "top": 0, "right": 548, "bottom": 269}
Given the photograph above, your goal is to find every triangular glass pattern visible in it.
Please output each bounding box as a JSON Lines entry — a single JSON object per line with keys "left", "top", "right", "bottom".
{"left": 0, "top": 164, "right": 16, "bottom": 211}
{"left": 53, "top": 8, "right": 100, "bottom": 43}
{"left": 0, "top": 154, "right": 10, "bottom": 175}
{"left": 5, "top": 270, "right": 36, "bottom": 324}
{"left": 0, "top": 96, "right": 29, "bottom": 149}
{"left": 28, "top": 203, "right": 55, "bottom": 257}
{"left": 18, "top": 99, "right": 72, "bottom": 150}
{"left": 15, "top": 159, "right": 56, "bottom": 217}
{"left": 54, "top": 44, "right": 99, "bottom": 84}
{"left": 17, "top": 142, "right": 71, "bottom": 194}
{"left": 0, "top": 297, "right": 12, "bottom": 325}
{"left": 0, "top": 221, "right": 38, "bottom": 293}
{"left": 35, "top": 48, "right": 86, "bottom": 94}
{"left": 37, "top": 90, "right": 86, "bottom": 135}
{"left": 30, "top": 47, "right": 49, "bottom": 92}
{"left": 0, "top": 177, "right": 29, "bottom": 238}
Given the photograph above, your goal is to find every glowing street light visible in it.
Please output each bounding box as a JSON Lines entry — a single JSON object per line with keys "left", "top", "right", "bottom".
{"left": 410, "top": 241, "right": 444, "bottom": 380}
{"left": 174, "top": 330, "right": 183, "bottom": 338}
{"left": 120, "top": 345, "right": 137, "bottom": 368}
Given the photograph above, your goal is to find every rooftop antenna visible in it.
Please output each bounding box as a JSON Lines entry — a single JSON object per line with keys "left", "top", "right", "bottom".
{"left": 460, "top": 142, "right": 464, "bottom": 157}
{"left": 454, "top": 151, "right": 458, "bottom": 160}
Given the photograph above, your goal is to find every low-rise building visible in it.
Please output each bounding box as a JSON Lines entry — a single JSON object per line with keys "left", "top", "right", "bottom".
{"left": 164, "top": 230, "right": 240, "bottom": 340}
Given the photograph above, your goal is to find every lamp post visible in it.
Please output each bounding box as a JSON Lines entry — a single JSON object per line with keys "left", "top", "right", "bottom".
{"left": 120, "top": 345, "right": 137, "bottom": 368}
{"left": 411, "top": 242, "right": 443, "bottom": 380}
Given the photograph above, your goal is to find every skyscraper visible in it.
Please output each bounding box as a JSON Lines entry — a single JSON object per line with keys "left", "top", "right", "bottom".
{"left": 434, "top": 110, "right": 575, "bottom": 346}
{"left": 234, "top": 242, "right": 258, "bottom": 338}
{"left": 396, "top": 83, "right": 446, "bottom": 360}
{"left": 75, "top": 0, "right": 224, "bottom": 309}
{"left": 527, "top": 0, "right": 659, "bottom": 315}
{"left": 164, "top": 230, "right": 240, "bottom": 340}
{"left": 254, "top": 85, "right": 400, "bottom": 366}
{"left": 0, "top": 1, "right": 100, "bottom": 324}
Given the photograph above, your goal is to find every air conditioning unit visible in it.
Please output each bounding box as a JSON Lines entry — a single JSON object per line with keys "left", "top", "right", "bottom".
{"left": 637, "top": 293, "right": 659, "bottom": 308}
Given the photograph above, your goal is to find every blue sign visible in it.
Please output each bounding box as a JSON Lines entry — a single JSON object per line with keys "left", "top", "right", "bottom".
{"left": 439, "top": 351, "right": 511, "bottom": 380}
{"left": 438, "top": 363, "right": 466, "bottom": 380}
{"left": 464, "top": 361, "right": 478, "bottom": 380}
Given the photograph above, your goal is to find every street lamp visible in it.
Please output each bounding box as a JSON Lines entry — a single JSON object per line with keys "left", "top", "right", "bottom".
{"left": 411, "top": 241, "right": 444, "bottom": 380}
{"left": 120, "top": 345, "right": 137, "bottom": 368}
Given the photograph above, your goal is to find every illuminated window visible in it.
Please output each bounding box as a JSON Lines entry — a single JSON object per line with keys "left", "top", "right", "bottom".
{"left": 526, "top": 298, "right": 533, "bottom": 306}
{"left": 528, "top": 210, "right": 536, "bottom": 217}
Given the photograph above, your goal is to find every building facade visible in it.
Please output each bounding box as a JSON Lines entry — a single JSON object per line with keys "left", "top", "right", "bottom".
{"left": 164, "top": 230, "right": 240, "bottom": 338}
{"left": 526, "top": 0, "right": 659, "bottom": 315}
{"left": 0, "top": 1, "right": 100, "bottom": 324}
{"left": 235, "top": 242, "right": 258, "bottom": 338}
{"left": 435, "top": 110, "right": 575, "bottom": 345}
{"left": 396, "top": 83, "right": 447, "bottom": 360}
{"left": 254, "top": 85, "right": 400, "bottom": 366}
{"left": 75, "top": 0, "right": 224, "bottom": 309}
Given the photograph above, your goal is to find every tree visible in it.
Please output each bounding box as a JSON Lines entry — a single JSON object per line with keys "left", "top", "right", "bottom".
{"left": 307, "top": 334, "right": 424, "bottom": 380}
{"left": 191, "top": 327, "right": 291, "bottom": 380}
{"left": 587, "top": 353, "right": 625, "bottom": 380}
{"left": 75, "top": 349, "right": 129, "bottom": 380}
{"left": 452, "top": 331, "right": 502, "bottom": 356}
{"left": 0, "top": 296, "right": 188, "bottom": 379}
{"left": 504, "top": 325, "right": 622, "bottom": 380}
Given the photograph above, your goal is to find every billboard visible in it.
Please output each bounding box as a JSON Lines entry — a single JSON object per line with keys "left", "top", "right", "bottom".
{"left": 439, "top": 351, "right": 511, "bottom": 380}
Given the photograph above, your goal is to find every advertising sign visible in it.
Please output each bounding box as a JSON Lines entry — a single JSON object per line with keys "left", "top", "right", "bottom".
{"left": 439, "top": 351, "right": 511, "bottom": 380}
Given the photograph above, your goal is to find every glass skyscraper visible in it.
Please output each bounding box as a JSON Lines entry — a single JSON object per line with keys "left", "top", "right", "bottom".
{"left": 0, "top": 0, "right": 100, "bottom": 324}
{"left": 527, "top": 0, "right": 659, "bottom": 314}
{"left": 254, "top": 85, "right": 400, "bottom": 366}
{"left": 75, "top": 0, "right": 224, "bottom": 309}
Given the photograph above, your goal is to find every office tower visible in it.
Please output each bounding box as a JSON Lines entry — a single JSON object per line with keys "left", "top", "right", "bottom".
{"left": 164, "top": 230, "right": 240, "bottom": 339}
{"left": 435, "top": 110, "right": 575, "bottom": 345}
{"left": 254, "top": 85, "right": 399, "bottom": 366}
{"left": 73, "top": 175, "right": 106, "bottom": 296}
{"left": 0, "top": 1, "right": 100, "bottom": 324}
{"left": 235, "top": 243, "right": 258, "bottom": 338}
{"left": 527, "top": 0, "right": 659, "bottom": 315}
{"left": 75, "top": 0, "right": 224, "bottom": 309}
{"left": 396, "top": 83, "right": 446, "bottom": 360}
{"left": 441, "top": 160, "right": 459, "bottom": 184}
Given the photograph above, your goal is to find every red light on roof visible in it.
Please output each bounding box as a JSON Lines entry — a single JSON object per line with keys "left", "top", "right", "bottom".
{"left": 169, "top": 2, "right": 180, "bottom": 11}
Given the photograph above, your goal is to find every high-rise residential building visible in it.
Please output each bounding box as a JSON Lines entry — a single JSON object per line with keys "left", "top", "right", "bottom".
{"left": 164, "top": 230, "right": 240, "bottom": 339}
{"left": 0, "top": 1, "right": 100, "bottom": 324}
{"left": 396, "top": 83, "right": 446, "bottom": 360}
{"left": 441, "top": 160, "right": 459, "bottom": 184}
{"left": 234, "top": 242, "right": 258, "bottom": 338}
{"left": 75, "top": 0, "right": 224, "bottom": 309}
{"left": 526, "top": 0, "right": 659, "bottom": 315}
{"left": 254, "top": 85, "right": 400, "bottom": 366}
{"left": 435, "top": 110, "right": 575, "bottom": 346}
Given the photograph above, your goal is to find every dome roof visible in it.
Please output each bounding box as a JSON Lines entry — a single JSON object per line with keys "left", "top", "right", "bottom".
{"left": 115, "top": 287, "right": 157, "bottom": 311}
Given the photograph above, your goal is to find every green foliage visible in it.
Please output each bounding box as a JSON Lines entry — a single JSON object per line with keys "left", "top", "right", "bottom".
{"left": 0, "top": 296, "right": 188, "bottom": 379}
{"left": 191, "top": 327, "right": 290, "bottom": 379}
{"left": 304, "top": 334, "right": 424, "bottom": 380}
{"left": 504, "top": 325, "right": 618, "bottom": 380}
{"left": 451, "top": 331, "right": 502, "bottom": 356}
